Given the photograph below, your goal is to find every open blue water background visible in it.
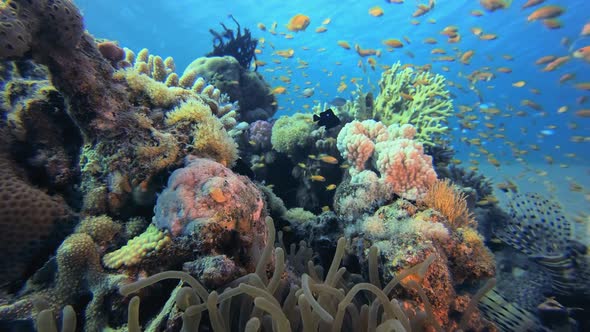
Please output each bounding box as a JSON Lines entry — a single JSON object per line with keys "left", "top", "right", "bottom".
{"left": 76, "top": 0, "right": 589, "bottom": 177}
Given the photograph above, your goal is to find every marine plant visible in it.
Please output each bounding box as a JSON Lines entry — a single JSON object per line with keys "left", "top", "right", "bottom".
{"left": 207, "top": 15, "right": 258, "bottom": 70}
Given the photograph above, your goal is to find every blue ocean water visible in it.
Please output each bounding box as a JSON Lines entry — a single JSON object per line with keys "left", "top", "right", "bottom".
{"left": 78, "top": 0, "right": 589, "bottom": 210}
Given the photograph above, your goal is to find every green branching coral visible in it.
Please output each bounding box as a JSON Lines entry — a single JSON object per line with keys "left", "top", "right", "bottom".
{"left": 373, "top": 62, "right": 453, "bottom": 145}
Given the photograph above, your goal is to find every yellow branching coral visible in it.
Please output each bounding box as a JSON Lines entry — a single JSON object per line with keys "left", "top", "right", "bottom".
{"left": 164, "top": 98, "right": 238, "bottom": 167}
{"left": 136, "top": 129, "right": 180, "bottom": 172}
{"left": 113, "top": 67, "right": 193, "bottom": 108}
{"left": 421, "top": 179, "right": 474, "bottom": 228}
{"left": 103, "top": 224, "right": 171, "bottom": 269}
{"left": 373, "top": 62, "right": 453, "bottom": 145}
{"left": 164, "top": 98, "right": 211, "bottom": 126}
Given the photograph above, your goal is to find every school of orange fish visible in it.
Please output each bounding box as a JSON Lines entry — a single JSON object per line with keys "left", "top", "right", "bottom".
{"left": 253, "top": 0, "right": 590, "bottom": 211}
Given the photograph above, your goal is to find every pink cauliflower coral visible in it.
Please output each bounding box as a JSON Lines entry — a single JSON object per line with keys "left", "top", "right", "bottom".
{"left": 337, "top": 120, "right": 436, "bottom": 200}
{"left": 336, "top": 120, "right": 388, "bottom": 170}
{"left": 375, "top": 138, "right": 437, "bottom": 200}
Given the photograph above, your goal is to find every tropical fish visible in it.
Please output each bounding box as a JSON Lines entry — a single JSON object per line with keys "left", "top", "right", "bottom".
{"left": 542, "top": 18, "right": 562, "bottom": 29}
{"left": 512, "top": 80, "right": 526, "bottom": 87}
{"left": 369, "top": 6, "right": 384, "bottom": 17}
{"left": 479, "top": 0, "right": 512, "bottom": 12}
{"left": 355, "top": 44, "right": 381, "bottom": 57}
{"left": 302, "top": 88, "right": 314, "bottom": 98}
{"left": 286, "top": 14, "right": 311, "bottom": 32}
{"left": 460, "top": 50, "right": 475, "bottom": 64}
{"left": 272, "top": 86, "right": 287, "bottom": 94}
{"left": 337, "top": 40, "right": 351, "bottom": 50}
{"left": 313, "top": 108, "right": 341, "bottom": 129}
{"left": 275, "top": 49, "right": 294, "bottom": 58}
{"left": 310, "top": 175, "right": 326, "bottom": 182}
{"left": 382, "top": 39, "right": 404, "bottom": 48}
{"left": 522, "top": 0, "right": 545, "bottom": 9}
{"left": 573, "top": 46, "right": 590, "bottom": 62}
{"left": 479, "top": 33, "right": 497, "bottom": 40}
{"left": 527, "top": 5, "right": 565, "bottom": 21}
{"left": 542, "top": 56, "right": 570, "bottom": 71}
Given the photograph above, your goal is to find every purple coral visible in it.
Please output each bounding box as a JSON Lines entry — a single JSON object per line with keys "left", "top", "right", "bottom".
{"left": 248, "top": 120, "right": 273, "bottom": 151}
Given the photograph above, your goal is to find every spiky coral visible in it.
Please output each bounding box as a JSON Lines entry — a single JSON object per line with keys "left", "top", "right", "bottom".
{"left": 373, "top": 62, "right": 453, "bottom": 145}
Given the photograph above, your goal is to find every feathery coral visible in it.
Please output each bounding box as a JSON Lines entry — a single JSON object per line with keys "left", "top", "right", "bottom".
{"left": 421, "top": 179, "right": 474, "bottom": 228}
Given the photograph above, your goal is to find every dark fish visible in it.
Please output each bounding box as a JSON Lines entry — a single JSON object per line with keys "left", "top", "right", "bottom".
{"left": 313, "top": 108, "right": 341, "bottom": 129}
{"left": 329, "top": 97, "right": 347, "bottom": 107}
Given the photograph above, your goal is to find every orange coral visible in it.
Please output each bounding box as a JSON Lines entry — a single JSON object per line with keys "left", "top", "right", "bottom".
{"left": 421, "top": 179, "right": 474, "bottom": 228}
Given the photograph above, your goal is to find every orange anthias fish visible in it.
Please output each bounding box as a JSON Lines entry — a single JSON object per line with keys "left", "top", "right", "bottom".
{"left": 382, "top": 39, "right": 404, "bottom": 48}
{"left": 460, "top": 50, "right": 475, "bottom": 64}
{"left": 337, "top": 40, "right": 351, "bottom": 50}
{"left": 479, "top": 0, "right": 511, "bottom": 12}
{"left": 522, "top": 0, "right": 545, "bottom": 9}
{"left": 368, "top": 6, "right": 384, "bottom": 17}
{"left": 527, "top": 5, "right": 565, "bottom": 21}
{"left": 355, "top": 44, "right": 381, "bottom": 57}
{"left": 286, "top": 14, "right": 311, "bottom": 32}
{"left": 542, "top": 56, "right": 570, "bottom": 71}
{"left": 573, "top": 46, "right": 590, "bottom": 62}
{"left": 275, "top": 49, "right": 295, "bottom": 58}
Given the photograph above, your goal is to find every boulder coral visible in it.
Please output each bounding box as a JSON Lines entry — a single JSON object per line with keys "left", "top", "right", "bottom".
{"left": 152, "top": 157, "right": 269, "bottom": 286}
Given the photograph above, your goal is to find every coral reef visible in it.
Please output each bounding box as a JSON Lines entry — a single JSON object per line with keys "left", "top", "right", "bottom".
{"left": 183, "top": 55, "right": 277, "bottom": 122}
{"left": 1, "top": 59, "right": 82, "bottom": 203}
{"left": 3, "top": 0, "right": 572, "bottom": 330}
{"left": 0, "top": 128, "right": 76, "bottom": 288}
{"left": 420, "top": 179, "right": 475, "bottom": 229}
{"left": 341, "top": 198, "right": 495, "bottom": 329}
{"left": 373, "top": 62, "right": 453, "bottom": 145}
